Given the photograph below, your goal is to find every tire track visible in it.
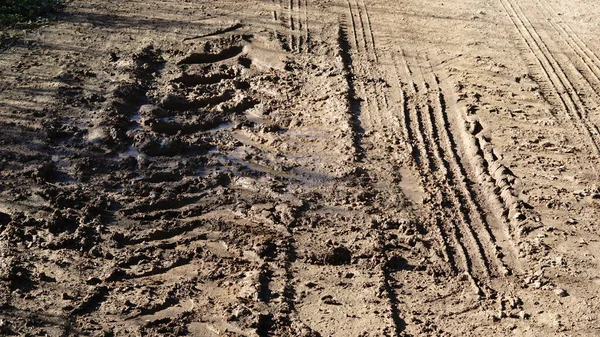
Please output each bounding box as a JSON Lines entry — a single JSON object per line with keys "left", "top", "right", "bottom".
{"left": 530, "top": 0, "right": 600, "bottom": 121}
{"left": 426, "top": 60, "right": 517, "bottom": 277}
{"left": 345, "top": 0, "right": 360, "bottom": 53}
{"left": 352, "top": 0, "right": 368, "bottom": 55}
{"left": 335, "top": 16, "right": 411, "bottom": 334}
{"left": 392, "top": 50, "right": 523, "bottom": 289}
{"left": 338, "top": 18, "right": 365, "bottom": 159}
{"left": 288, "top": 0, "right": 296, "bottom": 52}
{"left": 389, "top": 52, "right": 420, "bottom": 161}
{"left": 394, "top": 52, "right": 482, "bottom": 289}
{"left": 272, "top": 0, "right": 288, "bottom": 51}
{"left": 89, "top": 36, "right": 311, "bottom": 334}
{"left": 346, "top": 0, "right": 373, "bottom": 57}
{"left": 282, "top": 0, "right": 308, "bottom": 53}
{"left": 499, "top": 0, "right": 600, "bottom": 154}
{"left": 272, "top": 0, "right": 279, "bottom": 22}
{"left": 538, "top": 0, "right": 600, "bottom": 78}
{"left": 356, "top": 0, "right": 378, "bottom": 62}
{"left": 389, "top": 52, "right": 457, "bottom": 271}
{"left": 415, "top": 57, "right": 498, "bottom": 281}
{"left": 271, "top": 0, "right": 309, "bottom": 53}
{"left": 303, "top": 0, "right": 310, "bottom": 52}
{"left": 295, "top": 0, "right": 303, "bottom": 52}
{"left": 529, "top": 0, "right": 600, "bottom": 96}
{"left": 510, "top": 0, "right": 600, "bottom": 154}
{"left": 342, "top": 0, "right": 377, "bottom": 130}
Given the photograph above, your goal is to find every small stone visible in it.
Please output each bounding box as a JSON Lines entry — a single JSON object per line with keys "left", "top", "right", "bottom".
{"left": 109, "top": 52, "right": 119, "bottom": 62}
{"left": 321, "top": 295, "right": 341, "bottom": 305}
{"left": 39, "top": 272, "right": 56, "bottom": 282}
{"left": 305, "top": 282, "right": 318, "bottom": 288}
{"left": 554, "top": 288, "right": 568, "bottom": 297}
{"left": 86, "top": 277, "right": 102, "bottom": 285}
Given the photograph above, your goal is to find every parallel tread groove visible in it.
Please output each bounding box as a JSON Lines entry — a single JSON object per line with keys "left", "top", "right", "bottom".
{"left": 499, "top": 0, "right": 600, "bottom": 154}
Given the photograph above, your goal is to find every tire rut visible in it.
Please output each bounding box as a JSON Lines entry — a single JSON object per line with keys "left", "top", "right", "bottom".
{"left": 399, "top": 53, "right": 490, "bottom": 290}
{"left": 387, "top": 46, "right": 530, "bottom": 288}
{"left": 335, "top": 6, "right": 416, "bottom": 334}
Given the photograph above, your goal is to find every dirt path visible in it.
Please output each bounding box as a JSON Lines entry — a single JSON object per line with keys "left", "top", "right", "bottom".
{"left": 1, "top": 0, "right": 600, "bottom": 336}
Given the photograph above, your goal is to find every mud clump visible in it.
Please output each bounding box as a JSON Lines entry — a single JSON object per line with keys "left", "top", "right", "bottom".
{"left": 385, "top": 254, "right": 411, "bottom": 271}
{"left": 323, "top": 246, "right": 352, "bottom": 265}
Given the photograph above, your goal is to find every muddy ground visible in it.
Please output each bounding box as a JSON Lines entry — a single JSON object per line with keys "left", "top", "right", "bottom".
{"left": 1, "top": 0, "right": 600, "bottom": 336}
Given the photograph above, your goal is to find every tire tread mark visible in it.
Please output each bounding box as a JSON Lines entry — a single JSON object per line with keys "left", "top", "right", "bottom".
{"left": 414, "top": 60, "right": 494, "bottom": 280}
{"left": 304, "top": 0, "right": 310, "bottom": 52}
{"left": 358, "top": 0, "right": 377, "bottom": 61}
{"left": 345, "top": 0, "right": 360, "bottom": 52}
{"left": 427, "top": 64, "right": 513, "bottom": 277}
{"left": 530, "top": 0, "right": 600, "bottom": 99}
{"left": 391, "top": 51, "right": 458, "bottom": 275}
{"left": 403, "top": 52, "right": 482, "bottom": 284}
{"left": 289, "top": 0, "right": 295, "bottom": 52}
{"left": 352, "top": 0, "right": 368, "bottom": 54}
{"left": 531, "top": 0, "right": 600, "bottom": 131}
{"left": 510, "top": 0, "right": 600, "bottom": 151}
{"left": 540, "top": 0, "right": 600, "bottom": 73}
{"left": 500, "top": 0, "right": 600, "bottom": 154}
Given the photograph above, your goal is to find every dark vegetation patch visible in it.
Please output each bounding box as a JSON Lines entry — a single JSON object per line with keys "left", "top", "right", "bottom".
{"left": 0, "top": 0, "right": 64, "bottom": 49}
{"left": 0, "top": 0, "right": 63, "bottom": 25}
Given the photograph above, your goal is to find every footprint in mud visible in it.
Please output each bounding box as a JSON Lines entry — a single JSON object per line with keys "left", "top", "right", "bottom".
{"left": 114, "top": 36, "right": 260, "bottom": 163}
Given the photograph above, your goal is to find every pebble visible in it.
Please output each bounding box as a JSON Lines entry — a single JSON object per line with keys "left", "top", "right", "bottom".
{"left": 554, "top": 288, "right": 568, "bottom": 297}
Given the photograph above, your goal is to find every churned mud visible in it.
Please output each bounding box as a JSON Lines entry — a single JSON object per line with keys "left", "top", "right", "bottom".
{"left": 1, "top": 0, "right": 600, "bottom": 336}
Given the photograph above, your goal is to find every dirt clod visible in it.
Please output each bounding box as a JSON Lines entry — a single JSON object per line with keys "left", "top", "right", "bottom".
{"left": 324, "top": 246, "right": 352, "bottom": 265}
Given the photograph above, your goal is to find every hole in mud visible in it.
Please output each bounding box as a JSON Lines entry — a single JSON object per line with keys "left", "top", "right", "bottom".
{"left": 238, "top": 56, "right": 252, "bottom": 68}
{"left": 235, "top": 80, "right": 251, "bottom": 90}
{"left": 385, "top": 255, "right": 413, "bottom": 272}
{"left": 159, "top": 91, "right": 234, "bottom": 112}
{"left": 0, "top": 212, "right": 12, "bottom": 225}
{"left": 173, "top": 72, "right": 236, "bottom": 86}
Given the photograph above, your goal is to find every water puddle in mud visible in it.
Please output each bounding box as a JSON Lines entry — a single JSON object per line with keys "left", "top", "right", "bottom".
{"left": 205, "top": 108, "right": 266, "bottom": 133}
{"left": 286, "top": 127, "right": 332, "bottom": 141}
{"left": 197, "top": 146, "right": 332, "bottom": 184}
{"left": 231, "top": 131, "right": 279, "bottom": 152}
{"left": 129, "top": 103, "right": 149, "bottom": 131}
{"left": 129, "top": 113, "right": 141, "bottom": 131}
{"left": 51, "top": 153, "right": 71, "bottom": 169}
{"left": 245, "top": 109, "right": 266, "bottom": 125}
{"left": 119, "top": 146, "right": 140, "bottom": 159}
{"left": 227, "top": 153, "right": 297, "bottom": 179}
{"left": 211, "top": 122, "right": 235, "bottom": 132}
